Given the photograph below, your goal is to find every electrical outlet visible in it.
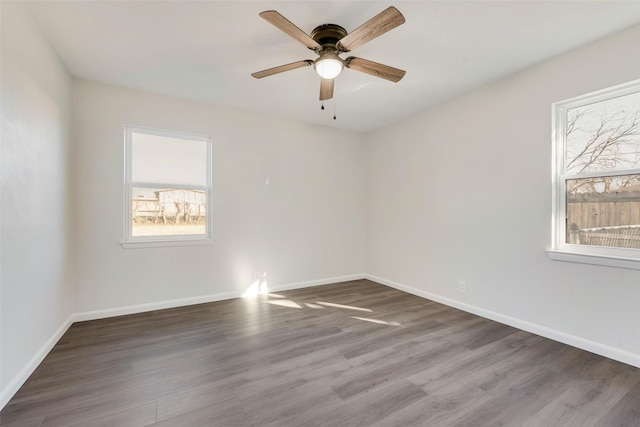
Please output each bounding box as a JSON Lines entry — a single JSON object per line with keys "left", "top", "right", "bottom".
{"left": 458, "top": 281, "right": 467, "bottom": 293}
{"left": 253, "top": 270, "right": 261, "bottom": 280}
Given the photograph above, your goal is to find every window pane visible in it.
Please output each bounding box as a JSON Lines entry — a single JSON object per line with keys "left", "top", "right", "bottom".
{"left": 565, "top": 91, "right": 640, "bottom": 175}
{"left": 132, "top": 187, "right": 206, "bottom": 237}
{"left": 131, "top": 132, "right": 207, "bottom": 186}
{"left": 566, "top": 174, "right": 640, "bottom": 248}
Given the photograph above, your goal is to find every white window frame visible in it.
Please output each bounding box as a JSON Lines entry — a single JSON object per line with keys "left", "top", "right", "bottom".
{"left": 548, "top": 79, "right": 640, "bottom": 269}
{"left": 122, "top": 125, "right": 213, "bottom": 249}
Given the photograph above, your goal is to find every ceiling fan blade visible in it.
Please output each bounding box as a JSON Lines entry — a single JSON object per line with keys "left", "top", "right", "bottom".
{"left": 259, "top": 10, "right": 321, "bottom": 50}
{"left": 337, "top": 6, "right": 405, "bottom": 52}
{"left": 345, "top": 57, "right": 405, "bottom": 83}
{"left": 251, "top": 60, "right": 313, "bottom": 79}
{"left": 319, "top": 78, "right": 334, "bottom": 100}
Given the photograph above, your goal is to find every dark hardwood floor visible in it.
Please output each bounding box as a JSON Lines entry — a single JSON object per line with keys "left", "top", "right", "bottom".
{"left": 2, "top": 279, "right": 640, "bottom": 426}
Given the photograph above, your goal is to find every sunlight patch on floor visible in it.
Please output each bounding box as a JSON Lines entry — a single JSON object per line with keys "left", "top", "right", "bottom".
{"left": 316, "top": 301, "right": 372, "bottom": 312}
{"left": 351, "top": 316, "right": 403, "bottom": 327}
{"left": 305, "top": 303, "right": 325, "bottom": 309}
{"left": 266, "top": 299, "right": 303, "bottom": 309}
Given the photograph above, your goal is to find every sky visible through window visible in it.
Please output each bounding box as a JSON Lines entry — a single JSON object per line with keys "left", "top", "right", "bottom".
{"left": 566, "top": 91, "right": 640, "bottom": 180}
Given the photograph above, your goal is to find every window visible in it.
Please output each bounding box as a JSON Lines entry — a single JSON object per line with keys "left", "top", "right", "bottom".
{"left": 550, "top": 79, "right": 640, "bottom": 268}
{"left": 123, "top": 126, "right": 212, "bottom": 247}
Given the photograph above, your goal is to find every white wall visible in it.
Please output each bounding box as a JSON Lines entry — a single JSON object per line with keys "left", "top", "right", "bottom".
{"left": 72, "top": 80, "right": 366, "bottom": 316}
{"left": 1, "top": 2, "right": 74, "bottom": 406}
{"left": 366, "top": 24, "right": 640, "bottom": 365}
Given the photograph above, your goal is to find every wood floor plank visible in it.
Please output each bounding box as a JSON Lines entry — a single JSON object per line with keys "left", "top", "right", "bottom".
{"left": 522, "top": 377, "right": 636, "bottom": 427}
{"left": 238, "top": 377, "right": 342, "bottom": 426}
{"left": 0, "top": 414, "right": 45, "bottom": 427}
{"left": 65, "top": 402, "right": 157, "bottom": 427}
{"left": 339, "top": 321, "right": 446, "bottom": 359}
{"left": 2, "top": 279, "right": 640, "bottom": 426}
{"left": 449, "top": 366, "right": 569, "bottom": 426}
{"left": 407, "top": 330, "right": 544, "bottom": 393}
{"left": 372, "top": 378, "right": 494, "bottom": 426}
{"left": 288, "top": 380, "right": 427, "bottom": 427}
{"left": 3, "top": 353, "right": 200, "bottom": 423}
{"left": 594, "top": 377, "right": 640, "bottom": 426}
{"left": 331, "top": 333, "right": 459, "bottom": 400}
{"left": 156, "top": 380, "right": 239, "bottom": 422}
{"left": 152, "top": 397, "right": 253, "bottom": 427}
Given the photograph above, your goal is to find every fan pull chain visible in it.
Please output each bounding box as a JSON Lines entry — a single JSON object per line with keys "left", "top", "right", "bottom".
{"left": 319, "top": 100, "right": 336, "bottom": 120}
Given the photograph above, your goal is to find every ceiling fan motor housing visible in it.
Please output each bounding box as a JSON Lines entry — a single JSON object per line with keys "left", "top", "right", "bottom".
{"left": 311, "top": 24, "right": 348, "bottom": 50}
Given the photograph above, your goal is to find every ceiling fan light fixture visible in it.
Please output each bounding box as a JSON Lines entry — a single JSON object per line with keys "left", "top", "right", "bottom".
{"left": 314, "top": 53, "right": 343, "bottom": 79}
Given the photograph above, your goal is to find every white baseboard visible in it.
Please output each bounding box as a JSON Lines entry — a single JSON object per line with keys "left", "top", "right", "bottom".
{"left": 73, "top": 273, "right": 366, "bottom": 322}
{"left": 72, "top": 290, "right": 241, "bottom": 322}
{"left": 269, "top": 273, "right": 366, "bottom": 293}
{"left": 1, "top": 314, "right": 74, "bottom": 409}
{"left": 366, "top": 274, "right": 640, "bottom": 369}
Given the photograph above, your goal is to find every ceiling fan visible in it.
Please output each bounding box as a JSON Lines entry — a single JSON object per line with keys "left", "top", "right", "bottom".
{"left": 251, "top": 6, "right": 406, "bottom": 101}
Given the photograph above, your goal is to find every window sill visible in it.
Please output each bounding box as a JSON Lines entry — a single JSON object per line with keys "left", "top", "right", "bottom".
{"left": 121, "top": 238, "right": 214, "bottom": 249}
{"left": 547, "top": 249, "right": 640, "bottom": 270}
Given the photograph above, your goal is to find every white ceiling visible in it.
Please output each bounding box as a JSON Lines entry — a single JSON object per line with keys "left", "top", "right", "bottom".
{"left": 26, "top": 1, "right": 640, "bottom": 133}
